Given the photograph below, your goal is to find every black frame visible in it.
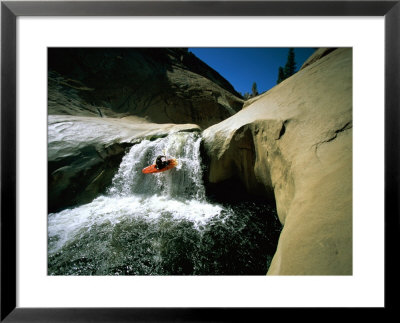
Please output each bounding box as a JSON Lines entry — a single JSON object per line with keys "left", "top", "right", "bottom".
{"left": 1, "top": 1, "right": 398, "bottom": 321}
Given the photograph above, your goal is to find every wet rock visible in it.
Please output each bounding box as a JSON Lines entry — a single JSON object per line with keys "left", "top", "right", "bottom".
{"left": 48, "top": 115, "right": 201, "bottom": 212}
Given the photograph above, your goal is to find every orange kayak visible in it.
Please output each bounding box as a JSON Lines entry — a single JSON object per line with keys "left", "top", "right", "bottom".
{"left": 141, "top": 159, "right": 178, "bottom": 174}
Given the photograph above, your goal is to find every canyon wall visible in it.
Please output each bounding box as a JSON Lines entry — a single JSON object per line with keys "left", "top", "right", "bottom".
{"left": 202, "top": 48, "right": 352, "bottom": 275}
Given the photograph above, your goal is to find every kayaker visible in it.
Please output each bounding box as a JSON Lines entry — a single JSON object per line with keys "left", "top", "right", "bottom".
{"left": 155, "top": 155, "right": 169, "bottom": 170}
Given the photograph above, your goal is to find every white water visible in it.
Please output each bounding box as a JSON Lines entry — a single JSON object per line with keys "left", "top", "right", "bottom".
{"left": 48, "top": 132, "right": 224, "bottom": 254}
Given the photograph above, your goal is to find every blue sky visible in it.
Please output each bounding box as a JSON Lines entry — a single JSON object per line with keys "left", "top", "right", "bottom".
{"left": 188, "top": 48, "right": 316, "bottom": 95}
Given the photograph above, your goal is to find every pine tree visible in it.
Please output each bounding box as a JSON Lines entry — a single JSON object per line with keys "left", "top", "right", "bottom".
{"left": 252, "top": 82, "right": 258, "bottom": 97}
{"left": 277, "top": 48, "right": 297, "bottom": 84}
{"left": 277, "top": 66, "right": 285, "bottom": 84}
{"left": 243, "top": 92, "right": 251, "bottom": 100}
{"left": 283, "top": 48, "right": 296, "bottom": 78}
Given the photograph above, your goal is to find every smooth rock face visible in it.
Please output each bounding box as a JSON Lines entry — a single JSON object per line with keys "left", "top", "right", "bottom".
{"left": 300, "top": 47, "right": 338, "bottom": 70}
{"left": 202, "top": 48, "right": 352, "bottom": 275}
{"left": 48, "top": 115, "right": 200, "bottom": 212}
{"left": 48, "top": 48, "right": 243, "bottom": 129}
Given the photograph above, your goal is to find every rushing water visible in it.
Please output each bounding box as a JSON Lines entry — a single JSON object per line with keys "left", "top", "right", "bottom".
{"left": 48, "top": 132, "right": 282, "bottom": 275}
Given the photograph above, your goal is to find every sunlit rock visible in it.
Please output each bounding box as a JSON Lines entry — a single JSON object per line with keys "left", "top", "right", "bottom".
{"left": 202, "top": 48, "right": 352, "bottom": 275}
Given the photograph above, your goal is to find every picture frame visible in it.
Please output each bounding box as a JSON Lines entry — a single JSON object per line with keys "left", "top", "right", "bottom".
{"left": 1, "top": 0, "right": 398, "bottom": 321}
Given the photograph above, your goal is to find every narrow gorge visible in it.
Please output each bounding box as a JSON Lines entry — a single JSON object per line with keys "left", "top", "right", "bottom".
{"left": 48, "top": 47, "right": 352, "bottom": 275}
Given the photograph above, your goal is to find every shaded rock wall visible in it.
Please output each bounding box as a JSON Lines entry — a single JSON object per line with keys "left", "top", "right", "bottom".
{"left": 48, "top": 71, "right": 124, "bottom": 118}
{"left": 48, "top": 141, "right": 130, "bottom": 213}
{"left": 48, "top": 48, "right": 243, "bottom": 129}
{"left": 202, "top": 48, "right": 352, "bottom": 275}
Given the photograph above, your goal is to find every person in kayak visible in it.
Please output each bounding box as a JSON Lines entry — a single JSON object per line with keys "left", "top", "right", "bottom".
{"left": 155, "top": 155, "right": 169, "bottom": 170}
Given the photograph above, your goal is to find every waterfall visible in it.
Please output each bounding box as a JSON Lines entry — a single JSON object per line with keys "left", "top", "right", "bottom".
{"left": 48, "top": 132, "right": 222, "bottom": 255}
{"left": 48, "top": 131, "right": 281, "bottom": 275}
{"left": 107, "top": 132, "right": 206, "bottom": 200}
